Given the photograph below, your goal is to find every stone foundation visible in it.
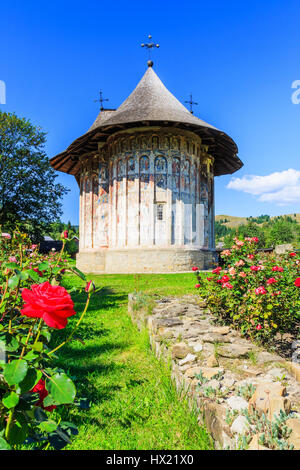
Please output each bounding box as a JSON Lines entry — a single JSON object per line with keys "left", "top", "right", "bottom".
{"left": 76, "top": 247, "right": 216, "bottom": 274}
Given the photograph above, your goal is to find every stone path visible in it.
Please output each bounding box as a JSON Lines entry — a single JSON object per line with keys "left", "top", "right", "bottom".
{"left": 128, "top": 294, "right": 300, "bottom": 450}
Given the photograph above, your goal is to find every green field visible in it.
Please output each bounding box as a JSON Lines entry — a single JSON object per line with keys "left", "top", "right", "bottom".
{"left": 50, "top": 273, "right": 212, "bottom": 450}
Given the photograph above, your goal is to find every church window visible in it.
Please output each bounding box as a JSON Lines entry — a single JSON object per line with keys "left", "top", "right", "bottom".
{"left": 156, "top": 204, "right": 164, "bottom": 221}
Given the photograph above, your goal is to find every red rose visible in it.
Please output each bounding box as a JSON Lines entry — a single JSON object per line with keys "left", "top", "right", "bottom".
{"left": 267, "top": 277, "right": 277, "bottom": 285}
{"left": 192, "top": 266, "right": 199, "bottom": 272}
{"left": 31, "top": 379, "right": 56, "bottom": 412}
{"left": 295, "top": 278, "right": 300, "bottom": 287}
{"left": 272, "top": 266, "right": 284, "bottom": 272}
{"left": 195, "top": 284, "right": 201, "bottom": 289}
{"left": 289, "top": 252, "right": 296, "bottom": 257}
{"left": 221, "top": 275, "right": 230, "bottom": 283}
{"left": 256, "top": 324, "right": 262, "bottom": 330}
{"left": 21, "top": 282, "right": 76, "bottom": 329}
{"left": 212, "top": 267, "right": 222, "bottom": 274}
{"left": 255, "top": 286, "right": 267, "bottom": 295}
{"left": 222, "top": 282, "right": 233, "bottom": 289}
{"left": 251, "top": 237, "right": 259, "bottom": 243}
{"left": 250, "top": 265, "right": 259, "bottom": 271}
{"left": 247, "top": 254, "right": 254, "bottom": 259}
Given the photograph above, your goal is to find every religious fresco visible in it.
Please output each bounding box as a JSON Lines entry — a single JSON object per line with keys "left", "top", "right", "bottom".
{"left": 79, "top": 129, "right": 212, "bottom": 252}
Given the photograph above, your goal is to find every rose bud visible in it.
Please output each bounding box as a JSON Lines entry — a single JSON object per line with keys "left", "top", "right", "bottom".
{"left": 61, "top": 230, "right": 69, "bottom": 239}
{"left": 85, "top": 280, "right": 95, "bottom": 293}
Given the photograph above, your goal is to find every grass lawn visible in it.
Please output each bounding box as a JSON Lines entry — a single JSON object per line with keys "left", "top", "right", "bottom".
{"left": 51, "top": 273, "right": 212, "bottom": 450}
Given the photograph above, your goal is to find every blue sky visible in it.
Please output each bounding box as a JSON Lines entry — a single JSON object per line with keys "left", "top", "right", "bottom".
{"left": 1, "top": 0, "right": 299, "bottom": 224}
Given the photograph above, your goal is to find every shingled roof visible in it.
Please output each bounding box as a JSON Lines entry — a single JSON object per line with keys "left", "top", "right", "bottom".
{"left": 50, "top": 66, "right": 243, "bottom": 177}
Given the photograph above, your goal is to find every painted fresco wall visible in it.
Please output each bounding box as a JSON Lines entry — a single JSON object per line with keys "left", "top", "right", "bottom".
{"left": 79, "top": 128, "right": 215, "bottom": 251}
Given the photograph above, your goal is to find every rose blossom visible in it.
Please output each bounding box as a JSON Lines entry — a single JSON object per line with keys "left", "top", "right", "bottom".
{"left": 267, "top": 277, "right": 278, "bottom": 285}
{"left": 195, "top": 284, "right": 200, "bottom": 289}
{"left": 221, "top": 250, "right": 231, "bottom": 256}
{"left": 31, "top": 379, "right": 56, "bottom": 412}
{"left": 239, "top": 272, "right": 247, "bottom": 278}
{"left": 212, "top": 267, "right": 222, "bottom": 274}
{"left": 229, "top": 267, "right": 236, "bottom": 276}
{"left": 250, "top": 265, "right": 260, "bottom": 271}
{"left": 21, "top": 282, "right": 76, "bottom": 329}
{"left": 289, "top": 252, "right": 296, "bottom": 257}
{"left": 255, "top": 286, "right": 267, "bottom": 295}
{"left": 192, "top": 266, "right": 199, "bottom": 272}
{"left": 235, "top": 260, "right": 245, "bottom": 267}
{"left": 256, "top": 324, "right": 262, "bottom": 330}
{"left": 222, "top": 282, "right": 233, "bottom": 289}
{"left": 247, "top": 254, "right": 254, "bottom": 259}
{"left": 221, "top": 275, "right": 230, "bottom": 283}
{"left": 295, "top": 278, "right": 300, "bottom": 287}
{"left": 8, "top": 256, "right": 17, "bottom": 262}
{"left": 1, "top": 233, "right": 11, "bottom": 239}
{"left": 272, "top": 266, "right": 284, "bottom": 272}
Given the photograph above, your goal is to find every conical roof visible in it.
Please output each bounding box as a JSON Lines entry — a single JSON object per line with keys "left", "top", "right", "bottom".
{"left": 50, "top": 66, "right": 243, "bottom": 177}
{"left": 90, "top": 67, "right": 216, "bottom": 130}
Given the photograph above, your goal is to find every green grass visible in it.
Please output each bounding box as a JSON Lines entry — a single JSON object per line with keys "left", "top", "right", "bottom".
{"left": 51, "top": 273, "right": 212, "bottom": 450}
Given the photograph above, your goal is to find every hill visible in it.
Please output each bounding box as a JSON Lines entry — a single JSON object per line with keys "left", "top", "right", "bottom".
{"left": 215, "top": 213, "right": 300, "bottom": 228}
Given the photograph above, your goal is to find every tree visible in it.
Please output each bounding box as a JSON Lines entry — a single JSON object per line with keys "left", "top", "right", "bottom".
{"left": 265, "top": 220, "right": 294, "bottom": 246}
{"left": 0, "top": 111, "right": 68, "bottom": 240}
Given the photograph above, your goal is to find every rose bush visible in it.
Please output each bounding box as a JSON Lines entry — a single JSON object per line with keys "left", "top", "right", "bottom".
{"left": 193, "top": 237, "right": 300, "bottom": 342}
{"left": 0, "top": 229, "right": 93, "bottom": 450}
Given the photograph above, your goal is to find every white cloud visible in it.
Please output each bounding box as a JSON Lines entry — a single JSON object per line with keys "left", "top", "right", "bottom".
{"left": 227, "top": 169, "right": 300, "bottom": 206}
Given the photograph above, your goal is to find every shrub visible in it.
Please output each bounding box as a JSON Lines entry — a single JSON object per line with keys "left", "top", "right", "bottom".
{"left": 193, "top": 237, "right": 300, "bottom": 342}
{"left": 0, "top": 229, "right": 93, "bottom": 450}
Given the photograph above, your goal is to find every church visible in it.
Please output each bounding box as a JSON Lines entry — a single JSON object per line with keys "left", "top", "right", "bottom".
{"left": 50, "top": 59, "right": 243, "bottom": 273}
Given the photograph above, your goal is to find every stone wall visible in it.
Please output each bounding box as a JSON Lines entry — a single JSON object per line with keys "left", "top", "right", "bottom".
{"left": 128, "top": 293, "right": 300, "bottom": 450}
{"left": 76, "top": 247, "right": 215, "bottom": 274}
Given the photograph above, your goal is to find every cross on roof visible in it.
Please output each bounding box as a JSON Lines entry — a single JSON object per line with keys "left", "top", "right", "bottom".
{"left": 141, "top": 34, "right": 159, "bottom": 67}
{"left": 94, "top": 90, "right": 109, "bottom": 111}
{"left": 185, "top": 93, "right": 198, "bottom": 114}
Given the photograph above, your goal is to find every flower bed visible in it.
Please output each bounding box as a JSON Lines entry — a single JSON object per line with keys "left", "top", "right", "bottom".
{"left": 193, "top": 237, "right": 300, "bottom": 342}
{"left": 0, "top": 230, "right": 94, "bottom": 450}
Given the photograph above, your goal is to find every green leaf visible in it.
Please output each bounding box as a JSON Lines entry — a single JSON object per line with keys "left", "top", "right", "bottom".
{"left": 3, "top": 262, "right": 19, "bottom": 269}
{"left": 3, "top": 359, "right": 28, "bottom": 386}
{"left": 71, "top": 267, "right": 86, "bottom": 281}
{"left": 18, "top": 368, "right": 42, "bottom": 393}
{"left": 0, "top": 437, "right": 11, "bottom": 450}
{"left": 32, "top": 341, "right": 43, "bottom": 352}
{"left": 7, "top": 275, "right": 20, "bottom": 290}
{"left": 37, "top": 262, "right": 49, "bottom": 271}
{"left": 44, "top": 373, "right": 76, "bottom": 406}
{"left": 2, "top": 391, "right": 19, "bottom": 409}
{"left": 23, "top": 350, "right": 39, "bottom": 362}
{"left": 26, "top": 269, "right": 40, "bottom": 282}
{"left": 38, "top": 420, "right": 58, "bottom": 433}
{"left": 7, "top": 414, "right": 28, "bottom": 445}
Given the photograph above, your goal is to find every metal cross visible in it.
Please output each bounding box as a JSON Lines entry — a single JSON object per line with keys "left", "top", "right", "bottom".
{"left": 94, "top": 90, "right": 109, "bottom": 111}
{"left": 141, "top": 34, "right": 159, "bottom": 66}
{"left": 185, "top": 93, "right": 198, "bottom": 114}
